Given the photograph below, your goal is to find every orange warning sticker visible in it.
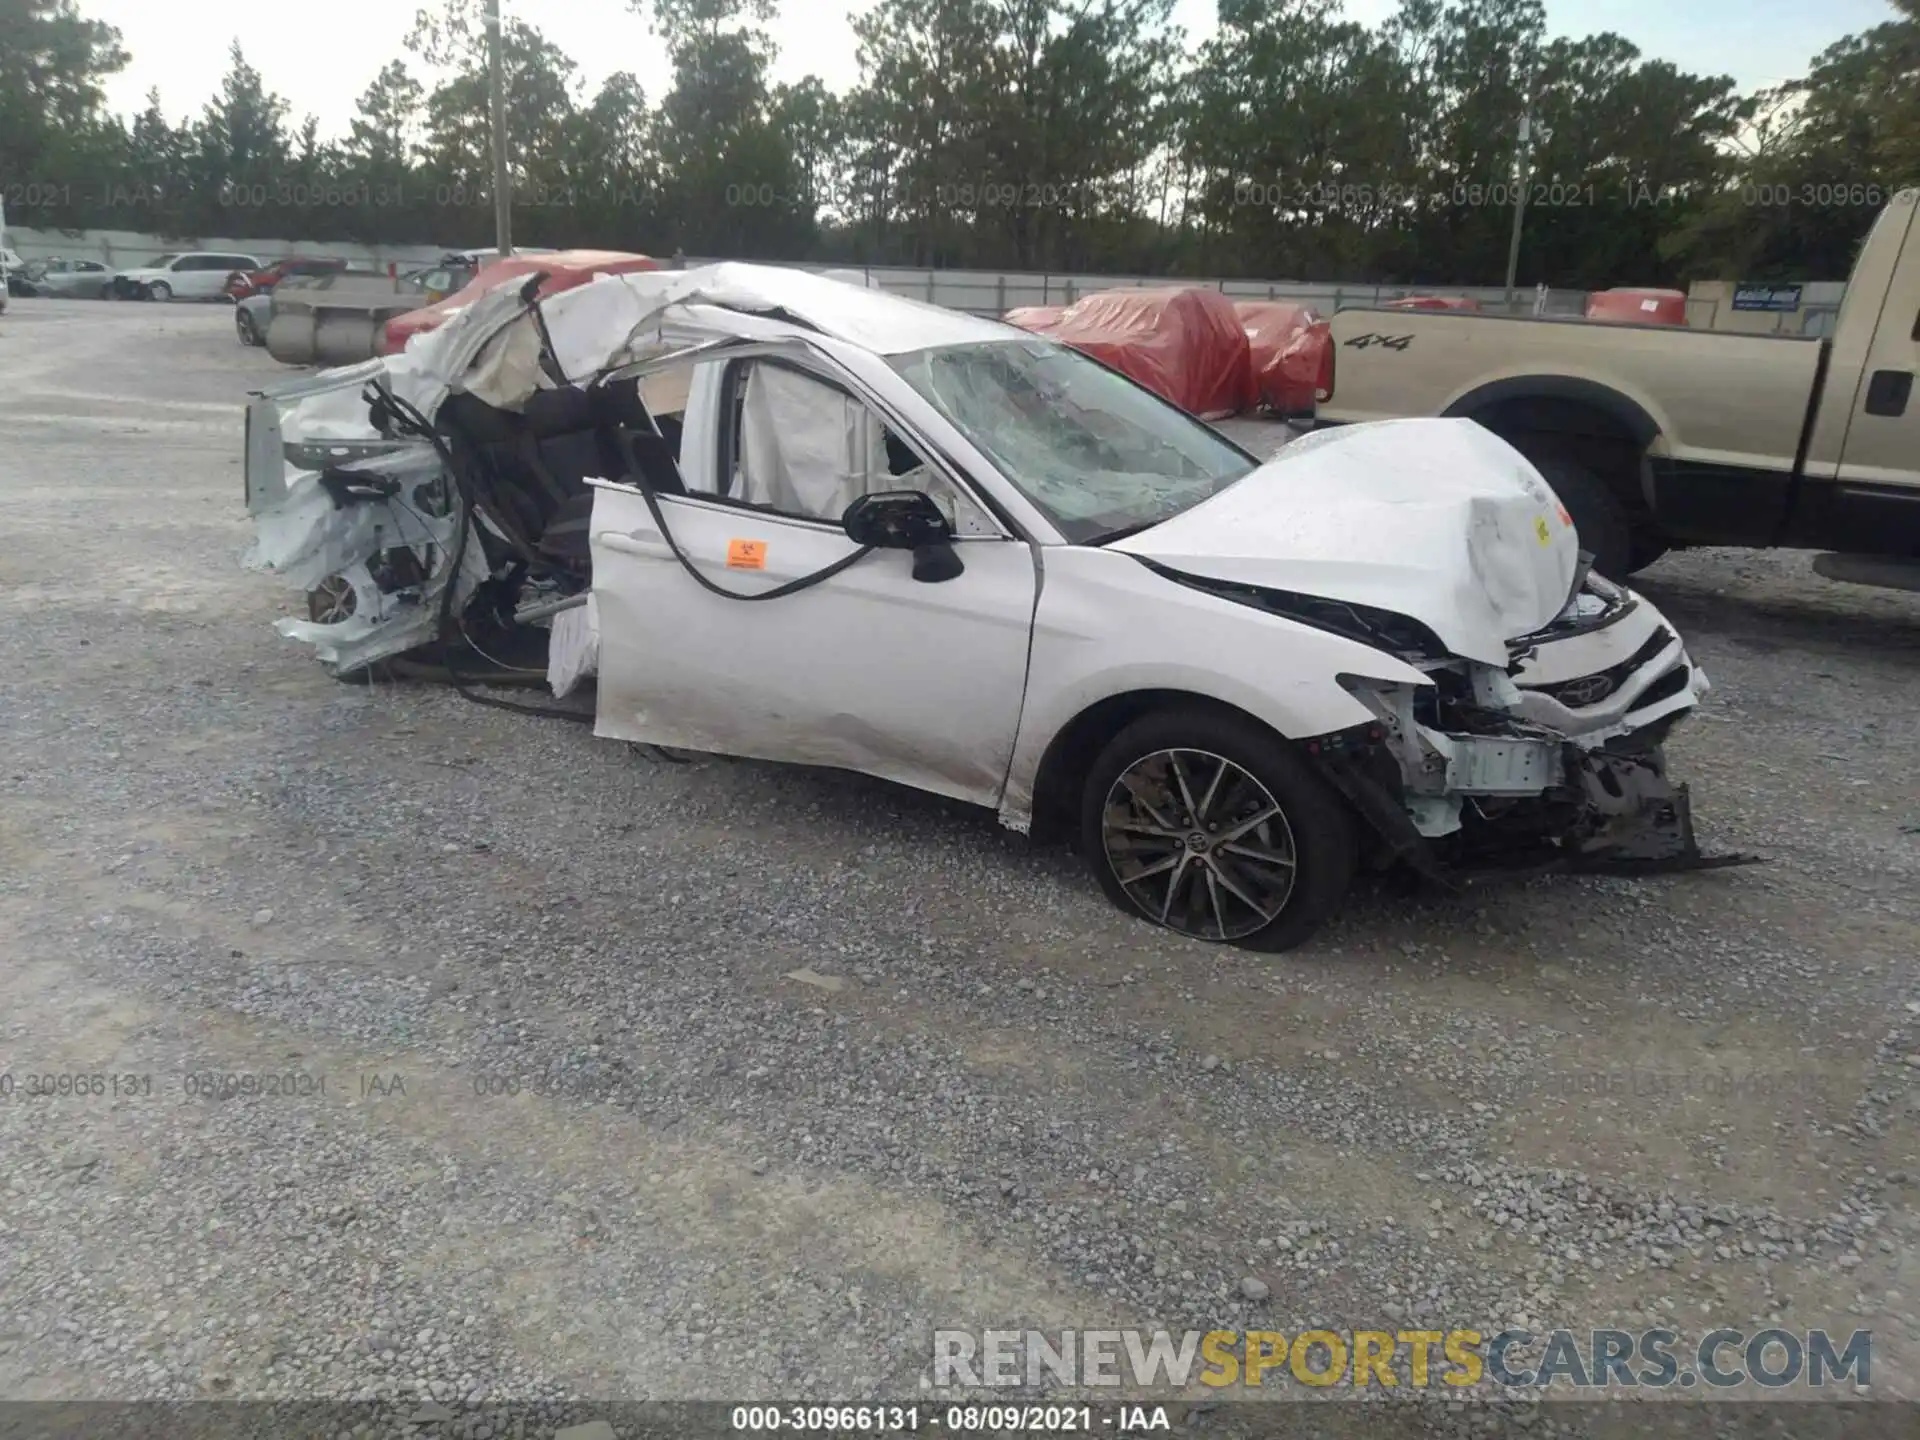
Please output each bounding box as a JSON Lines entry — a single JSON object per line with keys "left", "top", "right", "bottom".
{"left": 1557, "top": 504, "right": 1575, "bottom": 527}
{"left": 727, "top": 539, "right": 767, "bottom": 569}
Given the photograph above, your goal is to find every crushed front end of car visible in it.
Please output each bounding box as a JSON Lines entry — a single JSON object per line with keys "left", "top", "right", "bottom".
{"left": 1307, "top": 568, "right": 1740, "bottom": 883}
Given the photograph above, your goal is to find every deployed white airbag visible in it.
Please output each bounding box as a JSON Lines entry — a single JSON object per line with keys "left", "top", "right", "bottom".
{"left": 738, "top": 364, "right": 885, "bottom": 517}
{"left": 547, "top": 596, "right": 599, "bottom": 698}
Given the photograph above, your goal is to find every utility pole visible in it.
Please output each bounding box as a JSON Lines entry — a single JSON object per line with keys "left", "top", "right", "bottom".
{"left": 1503, "top": 113, "right": 1534, "bottom": 311}
{"left": 486, "top": 0, "right": 513, "bottom": 256}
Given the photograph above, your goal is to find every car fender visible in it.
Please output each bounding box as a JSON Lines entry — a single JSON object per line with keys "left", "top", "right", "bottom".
{"left": 998, "top": 547, "right": 1430, "bottom": 831}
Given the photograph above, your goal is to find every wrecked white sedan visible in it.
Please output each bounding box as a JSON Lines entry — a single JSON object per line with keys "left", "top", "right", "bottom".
{"left": 244, "top": 263, "right": 1736, "bottom": 951}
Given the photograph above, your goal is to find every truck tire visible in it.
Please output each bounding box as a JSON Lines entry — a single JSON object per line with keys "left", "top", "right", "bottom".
{"left": 1627, "top": 536, "right": 1671, "bottom": 573}
{"left": 1526, "top": 453, "right": 1633, "bottom": 580}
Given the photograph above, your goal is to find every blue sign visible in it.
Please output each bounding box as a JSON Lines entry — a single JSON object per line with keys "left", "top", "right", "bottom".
{"left": 1732, "top": 284, "right": 1802, "bottom": 312}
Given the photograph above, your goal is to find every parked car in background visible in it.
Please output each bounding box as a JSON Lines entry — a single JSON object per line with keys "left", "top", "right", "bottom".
{"left": 225, "top": 255, "right": 347, "bottom": 300}
{"left": 398, "top": 248, "right": 565, "bottom": 305}
{"left": 237, "top": 268, "right": 433, "bottom": 352}
{"left": 1234, "top": 301, "right": 1321, "bottom": 417}
{"left": 234, "top": 290, "right": 274, "bottom": 346}
{"left": 27, "top": 257, "right": 115, "bottom": 299}
{"left": 400, "top": 263, "right": 468, "bottom": 304}
{"left": 1040, "top": 287, "right": 1256, "bottom": 419}
{"left": 113, "top": 251, "right": 262, "bottom": 301}
{"left": 440, "top": 246, "right": 559, "bottom": 269}
{"left": 380, "top": 249, "right": 659, "bottom": 355}
{"left": 1276, "top": 317, "right": 1334, "bottom": 416}
{"left": 1585, "top": 288, "right": 1688, "bottom": 326}
{"left": 3, "top": 248, "right": 28, "bottom": 298}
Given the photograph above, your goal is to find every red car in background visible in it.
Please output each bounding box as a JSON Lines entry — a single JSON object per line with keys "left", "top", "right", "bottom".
{"left": 380, "top": 250, "right": 661, "bottom": 355}
{"left": 225, "top": 255, "right": 348, "bottom": 300}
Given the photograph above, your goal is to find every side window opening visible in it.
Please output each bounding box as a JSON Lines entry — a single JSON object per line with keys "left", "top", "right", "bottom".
{"left": 636, "top": 364, "right": 694, "bottom": 463}
{"left": 714, "top": 358, "right": 988, "bottom": 533}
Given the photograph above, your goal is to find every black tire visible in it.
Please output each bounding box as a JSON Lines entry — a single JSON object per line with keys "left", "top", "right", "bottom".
{"left": 235, "top": 310, "right": 258, "bottom": 346}
{"left": 1626, "top": 534, "right": 1671, "bottom": 574}
{"left": 1079, "top": 705, "right": 1356, "bottom": 952}
{"left": 1524, "top": 452, "right": 1634, "bottom": 580}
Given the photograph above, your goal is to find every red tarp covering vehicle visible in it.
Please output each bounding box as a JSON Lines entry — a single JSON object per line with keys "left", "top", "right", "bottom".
{"left": 1002, "top": 304, "right": 1065, "bottom": 333}
{"left": 1586, "top": 288, "right": 1688, "bottom": 325}
{"left": 381, "top": 250, "right": 662, "bottom": 355}
{"left": 1047, "top": 287, "right": 1255, "bottom": 418}
{"left": 1234, "top": 301, "right": 1321, "bottom": 414}
{"left": 1273, "top": 317, "right": 1333, "bottom": 417}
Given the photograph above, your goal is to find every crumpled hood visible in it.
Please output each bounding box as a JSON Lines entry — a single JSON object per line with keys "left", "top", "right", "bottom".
{"left": 1113, "top": 418, "right": 1580, "bottom": 665}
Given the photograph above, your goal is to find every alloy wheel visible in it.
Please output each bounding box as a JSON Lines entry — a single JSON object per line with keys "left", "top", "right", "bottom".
{"left": 1100, "top": 748, "right": 1298, "bottom": 941}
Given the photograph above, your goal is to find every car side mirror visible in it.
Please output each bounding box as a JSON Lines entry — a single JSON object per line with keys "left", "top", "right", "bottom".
{"left": 842, "top": 490, "right": 965, "bottom": 583}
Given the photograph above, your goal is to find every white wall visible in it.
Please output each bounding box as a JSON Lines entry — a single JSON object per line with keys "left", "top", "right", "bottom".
{"left": 3, "top": 225, "right": 449, "bottom": 274}
{"left": 2, "top": 224, "right": 1843, "bottom": 327}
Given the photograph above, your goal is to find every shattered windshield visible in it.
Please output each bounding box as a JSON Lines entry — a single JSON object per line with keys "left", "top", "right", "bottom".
{"left": 887, "top": 338, "right": 1256, "bottom": 543}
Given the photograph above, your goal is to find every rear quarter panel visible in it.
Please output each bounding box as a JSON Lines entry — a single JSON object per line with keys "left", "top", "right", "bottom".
{"left": 1322, "top": 310, "right": 1822, "bottom": 473}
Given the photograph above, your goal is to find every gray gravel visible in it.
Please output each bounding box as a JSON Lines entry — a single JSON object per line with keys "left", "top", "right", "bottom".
{"left": 1, "top": 300, "right": 1916, "bottom": 1421}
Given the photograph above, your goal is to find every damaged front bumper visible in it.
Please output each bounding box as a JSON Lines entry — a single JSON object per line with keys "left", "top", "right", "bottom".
{"left": 1317, "top": 584, "right": 1753, "bottom": 885}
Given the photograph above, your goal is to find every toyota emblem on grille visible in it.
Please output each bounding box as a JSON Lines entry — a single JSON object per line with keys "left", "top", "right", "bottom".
{"left": 1554, "top": 674, "right": 1616, "bottom": 707}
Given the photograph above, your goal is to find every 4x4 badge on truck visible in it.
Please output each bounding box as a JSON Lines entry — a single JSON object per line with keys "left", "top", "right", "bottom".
{"left": 1344, "top": 333, "right": 1414, "bottom": 351}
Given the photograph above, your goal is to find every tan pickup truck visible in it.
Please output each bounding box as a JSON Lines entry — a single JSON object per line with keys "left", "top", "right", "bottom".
{"left": 1318, "top": 188, "right": 1920, "bottom": 583}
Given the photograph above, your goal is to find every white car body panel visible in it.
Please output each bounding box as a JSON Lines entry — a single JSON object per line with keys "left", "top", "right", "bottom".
{"left": 589, "top": 483, "right": 1037, "bottom": 807}
{"left": 1113, "top": 419, "right": 1580, "bottom": 667}
{"left": 997, "top": 546, "right": 1431, "bottom": 830}
{"left": 243, "top": 260, "right": 1717, "bottom": 894}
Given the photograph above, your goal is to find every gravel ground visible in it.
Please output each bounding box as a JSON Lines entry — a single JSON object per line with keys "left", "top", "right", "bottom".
{"left": 1, "top": 300, "right": 1917, "bottom": 1428}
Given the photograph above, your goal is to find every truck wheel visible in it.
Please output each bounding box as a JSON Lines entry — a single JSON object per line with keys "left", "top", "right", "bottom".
{"left": 1527, "top": 454, "right": 1633, "bottom": 580}
{"left": 1627, "top": 536, "right": 1671, "bottom": 573}
{"left": 1080, "top": 706, "right": 1355, "bottom": 952}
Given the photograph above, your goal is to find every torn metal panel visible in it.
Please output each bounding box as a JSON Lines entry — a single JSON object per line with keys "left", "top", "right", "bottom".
{"left": 243, "top": 364, "right": 481, "bottom": 672}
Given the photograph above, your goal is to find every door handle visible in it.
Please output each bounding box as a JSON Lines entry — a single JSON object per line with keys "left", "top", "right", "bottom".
{"left": 1865, "top": 369, "right": 1912, "bottom": 417}
{"left": 596, "top": 532, "right": 674, "bottom": 559}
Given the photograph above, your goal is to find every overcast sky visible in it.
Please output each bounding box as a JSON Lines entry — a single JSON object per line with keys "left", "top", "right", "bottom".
{"left": 85, "top": 0, "right": 1902, "bottom": 138}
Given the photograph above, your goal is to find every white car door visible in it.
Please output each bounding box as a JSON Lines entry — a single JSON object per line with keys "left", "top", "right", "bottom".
{"left": 588, "top": 350, "right": 1039, "bottom": 807}
{"left": 170, "top": 256, "right": 209, "bottom": 297}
